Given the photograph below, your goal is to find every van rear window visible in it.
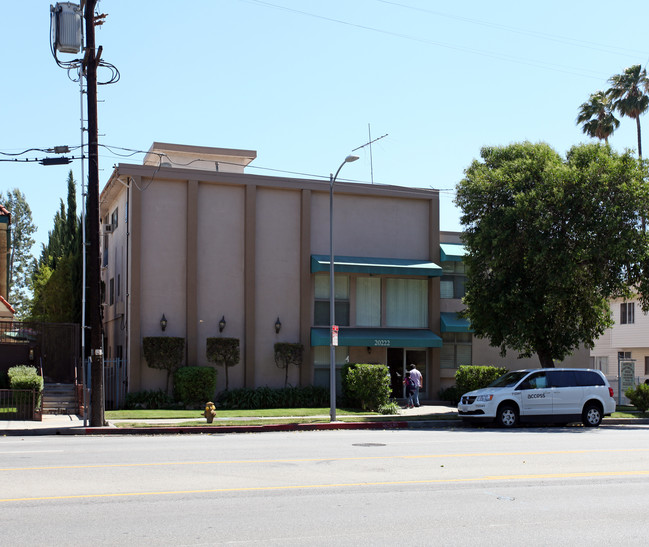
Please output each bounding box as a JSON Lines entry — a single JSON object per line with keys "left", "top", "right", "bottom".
{"left": 576, "top": 371, "right": 605, "bottom": 386}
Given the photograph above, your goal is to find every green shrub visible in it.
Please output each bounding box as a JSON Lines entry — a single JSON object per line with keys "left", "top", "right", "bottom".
{"left": 7, "top": 365, "right": 44, "bottom": 409}
{"left": 142, "top": 337, "right": 185, "bottom": 394}
{"left": 455, "top": 365, "right": 508, "bottom": 395}
{"left": 124, "top": 389, "right": 173, "bottom": 410}
{"left": 625, "top": 383, "right": 649, "bottom": 413}
{"left": 173, "top": 366, "right": 217, "bottom": 408}
{"left": 341, "top": 363, "right": 391, "bottom": 411}
{"left": 217, "top": 385, "right": 329, "bottom": 410}
{"left": 439, "top": 385, "right": 462, "bottom": 405}
{"left": 378, "top": 400, "right": 401, "bottom": 415}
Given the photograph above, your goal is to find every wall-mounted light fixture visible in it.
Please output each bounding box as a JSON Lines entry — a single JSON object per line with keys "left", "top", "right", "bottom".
{"left": 366, "top": 346, "right": 372, "bottom": 354}
{"left": 160, "top": 314, "right": 168, "bottom": 332}
{"left": 275, "top": 317, "right": 282, "bottom": 334}
{"left": 219, "top": 316, "right": 226, "bottom": 333}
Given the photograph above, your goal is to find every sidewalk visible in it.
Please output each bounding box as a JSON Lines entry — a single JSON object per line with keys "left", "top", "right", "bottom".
{"left": 1, "top": 404, "right": 460, "bottom": 436}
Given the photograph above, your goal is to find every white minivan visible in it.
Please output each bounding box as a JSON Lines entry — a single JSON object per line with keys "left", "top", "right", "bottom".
{"left": 457, "top": 368, "right": 616, "bottom": 427}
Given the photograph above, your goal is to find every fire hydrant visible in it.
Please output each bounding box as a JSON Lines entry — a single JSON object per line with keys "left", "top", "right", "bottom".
{"left": 204, "top": 402, "right": 216, "bottom": 424}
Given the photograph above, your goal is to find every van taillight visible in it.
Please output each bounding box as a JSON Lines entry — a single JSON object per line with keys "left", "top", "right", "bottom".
{"left": 609, "top": 387, "right": 615, "bottom": 398}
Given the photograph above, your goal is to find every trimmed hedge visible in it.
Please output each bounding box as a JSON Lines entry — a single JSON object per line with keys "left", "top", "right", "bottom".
{"left": 341, "top": 363, "right": 391, "bottom": 411}
{"left": 217, "top": 385, "right": 329, "bottom": 410}
{"left": 455, "top": 365, "right": 508, "bottom": 395}
{"left": 8, "top": 365, "right": 44, "bottom": 409}
{"left": 124, "top": 389, "right": 173, "bottom": 410}
{"left": 206, "top": 337, "right": 240, "bottom": 390}
{"left": 142, "top": 337, "right": 185, "bottom": 394}
{"left": 173, "top": 366, "right": 217, "bottom": 408}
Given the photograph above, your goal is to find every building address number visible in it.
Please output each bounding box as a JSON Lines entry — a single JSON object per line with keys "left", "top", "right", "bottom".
{"left": 374, "top": 339, "right": 391, "bottom": 347}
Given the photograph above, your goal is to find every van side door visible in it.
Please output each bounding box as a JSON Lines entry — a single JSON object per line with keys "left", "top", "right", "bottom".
{"left": 518, "top": 371, "right": 552, "bottom": 417}
{"left": 547, "top": 370, "right": 582, "bottom": 417}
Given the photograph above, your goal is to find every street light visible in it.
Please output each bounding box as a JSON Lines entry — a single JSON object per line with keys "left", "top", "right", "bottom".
{"left": 330, "top": 154, "right": 359, "bottom": 422}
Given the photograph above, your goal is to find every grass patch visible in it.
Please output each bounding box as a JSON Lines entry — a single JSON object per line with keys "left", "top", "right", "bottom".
{"left": 107, "top": 407, "right": 460, "bottom": 428}
{"left": 106, "top": 407, "right": 375, "bottom": 420}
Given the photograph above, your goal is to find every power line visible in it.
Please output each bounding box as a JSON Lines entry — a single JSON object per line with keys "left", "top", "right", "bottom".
{"left": 243, "top": 0, "right": 615, "bottom": 80}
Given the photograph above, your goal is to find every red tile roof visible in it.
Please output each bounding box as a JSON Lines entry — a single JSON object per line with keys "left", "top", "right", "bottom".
{"left": 0, "top": 295, "right": 15, "bottom": 314}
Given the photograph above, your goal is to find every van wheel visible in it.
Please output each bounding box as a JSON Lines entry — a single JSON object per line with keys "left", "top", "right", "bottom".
{"left": 582, "top": 403, "right": 602, "bottom": 427}
{"left": 497, "top": 404, "right": 518, "bottom": 428}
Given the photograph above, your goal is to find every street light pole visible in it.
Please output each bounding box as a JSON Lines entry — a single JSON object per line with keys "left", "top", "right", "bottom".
{"left": 329, "top": 155, "right": 359, "bottom": 422}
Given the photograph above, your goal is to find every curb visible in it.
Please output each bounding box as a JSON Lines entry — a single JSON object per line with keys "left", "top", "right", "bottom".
{"left": 4, "top": 417, "right": 648, "bottom": 437}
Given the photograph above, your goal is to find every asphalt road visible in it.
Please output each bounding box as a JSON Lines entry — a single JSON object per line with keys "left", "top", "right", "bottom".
{"left": 2, "top": 424, "right": 649, "bottom": 546}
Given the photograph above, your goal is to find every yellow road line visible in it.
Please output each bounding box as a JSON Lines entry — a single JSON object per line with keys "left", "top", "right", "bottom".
{"left": 3, "top": 470, "right": 649, "bottom": 503}
{"left": 2, "top": 447, "right": 649, "bottom": 472}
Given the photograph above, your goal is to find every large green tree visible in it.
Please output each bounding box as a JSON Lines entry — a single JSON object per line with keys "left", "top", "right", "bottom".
{"left": 607, "top": 64, "right": 649, "bottom": 158}
{"left": 0, "top": 188, "right": 37, "bottom": 318}
{"left": 455, "top": 142, "right": 649, "bottom": 368}
{"left": 576, "top": 91, "right": 619, "bottom": 144}
{"left": 30, "top": 171, "right": 82, "bottom": 323}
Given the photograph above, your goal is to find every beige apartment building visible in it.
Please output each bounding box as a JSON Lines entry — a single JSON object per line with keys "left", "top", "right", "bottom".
{"left": 100, "top": 142, "right": 591, "bottom": 403}
{"left": 100, "top": 142, "right": 447, "bottom": 399}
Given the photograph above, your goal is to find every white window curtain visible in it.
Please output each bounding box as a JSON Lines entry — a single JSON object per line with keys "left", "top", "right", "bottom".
{"left": 356, "top": 277, "right": 381, "bottom": 326}
{"left": 386, "top": 279, "right": 427, "bottom": 327}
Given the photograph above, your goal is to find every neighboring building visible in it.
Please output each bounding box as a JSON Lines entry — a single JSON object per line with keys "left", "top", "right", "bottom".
{"left": 438, "top": 231, "right": 589, "bottom": 390}
{"left": 591, "top": 296, "right": 649, "bottom": 385}
{"left": 100, "top": 142, "right": 445, "bottom": 400}
{"left": 0, "top": 296, "right": 15, "bottom": 321}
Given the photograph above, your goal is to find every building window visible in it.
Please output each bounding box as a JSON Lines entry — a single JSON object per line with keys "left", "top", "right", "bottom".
{"left": 620, "top": 302, "right": 635, "bottom": 324}
{"left": 645, "top": 356, "right": 649, "bottom": 376}
{"left": 356, "top": 277, "right": 381, "bottom": 327}
{"left": 117, "top": 274, "right": 121, "bottom": 297}
{"left": 312, "top": 346, "right": 348, "bottom": 389}
{"left": 591, "top": 356, "right": 608, "bottom": 373}
{"left": 440, "top": 332, "right": 472, "bottom": 369}
{"left": 111, "top": 207, "right": 119, "bottom": 229}
{"left": 386, "top": 278, "right": 427, "bottom": 327}
{"left": 440, "top": 261, "right": 466, "bottom": 299}
{"left": 618, "top": 351, "right": 631, "bottom": 361}
{"left": 109, "top": 277, "right": 115, "bottom": 306}
{"left": 314, "top": 274, "right": 349, "bottom": 326}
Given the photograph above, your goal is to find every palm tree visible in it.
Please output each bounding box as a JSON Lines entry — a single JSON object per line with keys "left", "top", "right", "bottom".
{"left": 576, "top": 91, "right": 620, "bottom": 144}
{"left": 607, "top": 64, "right": 649, "bottom": 158}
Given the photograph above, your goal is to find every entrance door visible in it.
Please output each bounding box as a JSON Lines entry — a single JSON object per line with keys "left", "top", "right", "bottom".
{"left": 387, "top": 348, "right": 405, "bottom": 397}
{"left": 387, "top": 348, "right": 427, "bottom": 398}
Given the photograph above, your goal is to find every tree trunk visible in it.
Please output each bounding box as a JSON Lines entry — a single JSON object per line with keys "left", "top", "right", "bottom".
{"left": 637, "top": 116, "right": 642, "bottom": 159}
{"left": 537, "top": 349, "right": 555, "bottom": 368}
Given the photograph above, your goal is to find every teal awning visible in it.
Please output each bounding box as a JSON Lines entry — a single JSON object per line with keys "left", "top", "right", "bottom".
{"left": 440, "top": 312, "right": 472, "bottom": 333}
{"left": 310, "top": 327, "right": 442, "bottom": 348}
{"left": 311, "top": 255, "right": 442, "bottom": 277}
{"left": 440, "top": 243, "right": 467, "bottom": 262}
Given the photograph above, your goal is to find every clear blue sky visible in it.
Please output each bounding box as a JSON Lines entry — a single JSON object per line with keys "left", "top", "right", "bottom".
{"left": 2, "top": 1, "right": 649, "bottom": 253}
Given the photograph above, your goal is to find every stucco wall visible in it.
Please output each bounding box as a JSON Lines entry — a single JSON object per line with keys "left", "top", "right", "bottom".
{"left": 254, "top": 188, "right": 302, "bottom": 387}
{"left": 194, "top": 183, "right": 246, "bottom": 389}
{"left": 310, "top": 192, "right": 431, "bottom": 258}
{"left": 139, "top": 180, "right": 188, "bottom": 390}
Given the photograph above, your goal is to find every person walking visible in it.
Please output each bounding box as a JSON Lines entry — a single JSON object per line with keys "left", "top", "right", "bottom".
{"left": 408, "top": 363, "right": 423, "bottom": 407}
{"left": 403, "top": 371, "right": 415, "bottom": 409}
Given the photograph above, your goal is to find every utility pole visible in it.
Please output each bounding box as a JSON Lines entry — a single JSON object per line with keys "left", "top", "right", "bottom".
{"left": 84, "top": 0, "right": 104, "bottom": 427}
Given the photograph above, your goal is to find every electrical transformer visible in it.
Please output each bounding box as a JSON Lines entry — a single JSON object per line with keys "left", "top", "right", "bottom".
{"left": 51, "top": 2, "right": 83, "bottom": 54}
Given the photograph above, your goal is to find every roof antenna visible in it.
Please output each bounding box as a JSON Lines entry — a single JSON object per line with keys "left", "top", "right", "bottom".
{"left": 352, "top": 126, "right": 387, "bottom": 184}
